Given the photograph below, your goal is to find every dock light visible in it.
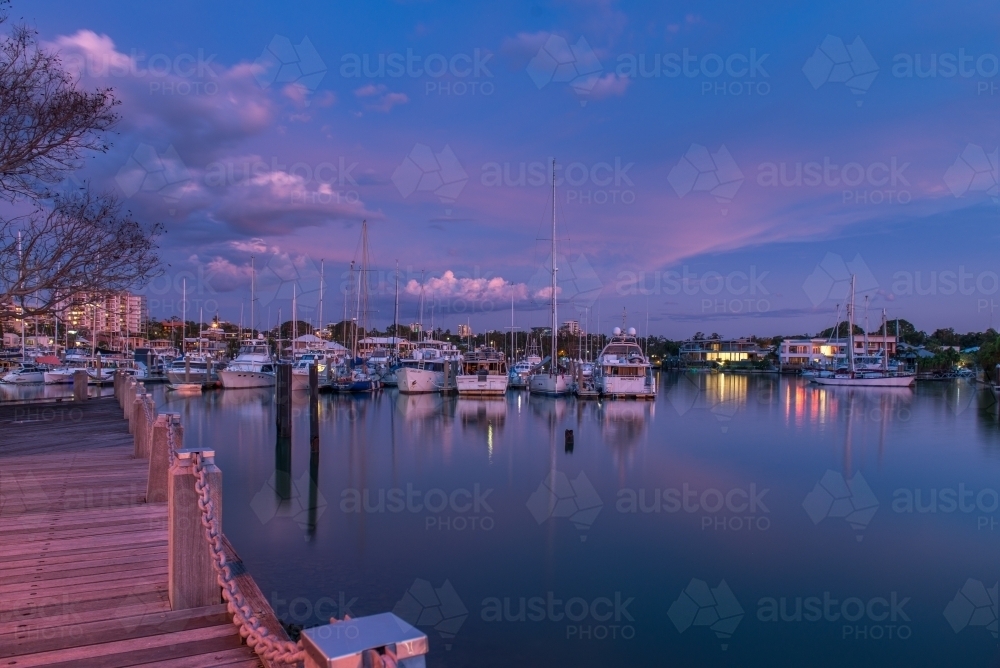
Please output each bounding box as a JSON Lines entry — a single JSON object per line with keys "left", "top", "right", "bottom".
{"left": 300, "top": 612, "right": 428, "bottom": 668}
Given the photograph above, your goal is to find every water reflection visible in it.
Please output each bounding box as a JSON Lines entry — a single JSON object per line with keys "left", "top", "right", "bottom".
{"left": 3, "top": 376, "right": 1000, "bottom": 666}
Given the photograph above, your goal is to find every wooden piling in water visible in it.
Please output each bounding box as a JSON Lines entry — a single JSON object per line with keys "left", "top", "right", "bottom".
{"left": 168, "top": 447, "right": 222, "bottom": 610}
{"left": 276, "top": 363, "right": 292, "bottom": 439}
{"left": 309, "top": 362, "right": 319, "bottom": 451}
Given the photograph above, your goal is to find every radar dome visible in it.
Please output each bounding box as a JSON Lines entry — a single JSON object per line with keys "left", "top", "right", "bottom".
{"left": 612, "top": 327, "right": 622, "bottom": 336}
{"left": 627, "top": 327, "right": 636, "bottom": 336}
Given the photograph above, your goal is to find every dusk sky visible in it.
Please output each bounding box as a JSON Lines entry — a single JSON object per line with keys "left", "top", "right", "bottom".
{"left": 25, "top": 0, "right": 1000, "bottom": 338}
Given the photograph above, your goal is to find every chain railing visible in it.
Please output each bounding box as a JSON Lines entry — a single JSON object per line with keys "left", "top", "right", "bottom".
{"left": 190, "top": 452, "right": 307, "bottom": 665}
{"left": 166, "top": 420, "right": 178, "bottom": 468}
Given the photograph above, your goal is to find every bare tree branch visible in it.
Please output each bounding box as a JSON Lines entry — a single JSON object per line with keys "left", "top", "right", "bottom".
{"left": 0, "top": 5, "right": 161, "bottom": 315}
{"left": 0, "top": 189, "right": 162, "bottom": 315}
{"left": 0, "top": 21, "right": 119, "bottom": 201}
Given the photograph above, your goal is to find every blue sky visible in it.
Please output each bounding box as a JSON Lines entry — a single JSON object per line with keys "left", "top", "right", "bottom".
{"left": 22, "top": 0, "right": 1000, "bottom": 337}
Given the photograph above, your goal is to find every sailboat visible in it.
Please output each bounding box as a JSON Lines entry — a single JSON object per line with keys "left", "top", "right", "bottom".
{"left": 220, "top": 256, "right": 277, "bottom": 389}
{"left": 529, "top": 159, "right": 572, "bottom": 396}
{"left": 332, "top": 220, "right": 381, "bottom": 393}
{"left": 811, "top": 276, "right": 915, "bottom": 387}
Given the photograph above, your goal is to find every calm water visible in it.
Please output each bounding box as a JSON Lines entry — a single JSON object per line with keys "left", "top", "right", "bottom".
{"left": 11, "top": 374, "right": 1000, "bottom": 666}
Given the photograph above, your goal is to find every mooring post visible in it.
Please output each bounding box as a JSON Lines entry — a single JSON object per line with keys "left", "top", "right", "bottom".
{"left": 309, "top": 362, "right": 319, "bottom": 451}
{"left": 128, "top": 382, "right": 144, "bottom": 435}
{"left": 146, "top": 415, "right": 171, "bottom": 503}
{"left": 168, "top": 447, "right": 221, "bottom": 610}
{"left": 131, "top": 392, "right": 145, "bottom": 446}
{"left": 73, "top": 370, "right": 89, "bottom": 402}
{"left": 276, "top": 362, "right": 292, "bottom": 439}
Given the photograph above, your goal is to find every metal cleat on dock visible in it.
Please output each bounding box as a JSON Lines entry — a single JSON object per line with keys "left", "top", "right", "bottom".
{"left": 300, "top": 612, "right": 429, "bottom": 668}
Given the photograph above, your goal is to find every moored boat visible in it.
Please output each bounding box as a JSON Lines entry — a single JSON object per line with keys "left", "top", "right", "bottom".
{"left": 1, "top": 362, "right": 46, "bottom": 384}
{"left": 594, "top": 327, "right": 656, "bottom": 399}
{"left": 219, "top": 341, "right": 276, "bottom": 389}
{"left": 457, "top": 347, "right": 508, "bottom": 396}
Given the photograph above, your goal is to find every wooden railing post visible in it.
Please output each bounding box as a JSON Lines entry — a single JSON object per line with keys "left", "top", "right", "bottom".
{"left": 131, "top": 392, "right": 144, "bottom": 444}
{"left": 168, "top": 446, "right": 221, "bottom": 610}
{"left": 146, "top": 415, "right": 170, "bottom": 503}
{"left": 73, "top": 370, "right": 89, "bottom": 402}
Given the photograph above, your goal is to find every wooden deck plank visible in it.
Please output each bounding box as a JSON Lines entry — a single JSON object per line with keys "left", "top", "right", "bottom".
{"left": 0, "top": 398, "right": 265, "bottom": 667}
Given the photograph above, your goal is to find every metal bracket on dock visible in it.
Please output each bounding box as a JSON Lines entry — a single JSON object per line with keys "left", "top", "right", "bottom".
{"left": 300, "top": 612, "right": 429, "bottom": 668}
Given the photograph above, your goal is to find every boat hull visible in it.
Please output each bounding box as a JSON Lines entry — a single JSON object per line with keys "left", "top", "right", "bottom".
{"left": 167, "top": 370, "right": 208, "bottom": 386}
{"left": 456, "top": 374, "right": 508, "bottom": 396}
{"left": 597, "top": 375, "right": 656, "bottom": 399}
{"left": 397, "top": 367, "right": 442, "bottom": 394}
{"left": 333, "top": 379, "right": 381, "bottom": 393}
{"left": 43, "top": 370, "right": 76, "bottom": 384}
{"left": 528, "top": 373, "right": 572, "bottom": 396}
{"left": 811, "top": 374, "right": 915, "bottom": 387}
{"left": 291, "top": 371, "right": 314, "bottom": 391}
{"left": 169, "top": 383, "right": 203, "bottom": 393}
{"left": 219, "top": 369, "right": 276, "bottom": 389}
{"left": 1, "top": 372, "right": 45, "bottom": 384}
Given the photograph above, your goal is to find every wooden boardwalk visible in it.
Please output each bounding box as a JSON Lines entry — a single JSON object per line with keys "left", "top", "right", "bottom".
{"left": 0, "top": 398, "right": 264, "bottom": 667}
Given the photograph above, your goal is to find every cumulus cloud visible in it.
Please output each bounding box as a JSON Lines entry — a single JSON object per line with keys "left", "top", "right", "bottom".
{"left": 405, "top": 271, "right": 529, "bottom": 302}
{"left": 49, "top": 31, "right": 274, "bottom": 165}
{"left": 354, "top": 84, "right": 409, "bottom": 112}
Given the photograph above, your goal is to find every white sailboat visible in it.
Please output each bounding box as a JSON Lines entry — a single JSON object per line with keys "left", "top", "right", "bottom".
{"left": 812, "top": 276, "right": 915, "bottom": 388}
{"left": 529, "top": 159, "right": 572, "bottom": 397}
{"left": 220, "top": 256, "right": 277, "bottom": 389}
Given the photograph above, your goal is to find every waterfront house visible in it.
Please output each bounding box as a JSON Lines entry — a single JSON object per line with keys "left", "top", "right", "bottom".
{"left": 678, "top": 337, "right": 764, "bottom": 367}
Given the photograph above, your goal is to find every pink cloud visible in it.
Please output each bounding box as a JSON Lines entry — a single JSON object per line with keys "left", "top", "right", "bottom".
{"left": 405, "top": 271, "right": 529, "bottom": 302}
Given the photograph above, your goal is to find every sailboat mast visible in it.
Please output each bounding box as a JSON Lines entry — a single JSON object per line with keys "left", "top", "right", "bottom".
{"left": 319, "top": 259, "right": 324, "bottom": 338}
{"left": 550, "top": 159, "right": 557, "bottom": 376}
{"left": 848, "top": 275, "right": 856, "bottom": 373}
{"left": 292, "top": 283, "right": 297, "bottom": 360}
{"left": 881, "top": 309, "right": 888, "bottom": 371}
{"left": 393, "top": 260, "right": 399, "bottom": 356}
{"left": 182, "top": 279, "right": 186, "bottom": 357}
{"left": 250, "top": 255, "right": 256, "bottom": 340}
{"left": 418, "top": 270, "right": 425, "bottom": 343}
{"left": 199, "top": 306, "right": 203, "bottom": 356}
